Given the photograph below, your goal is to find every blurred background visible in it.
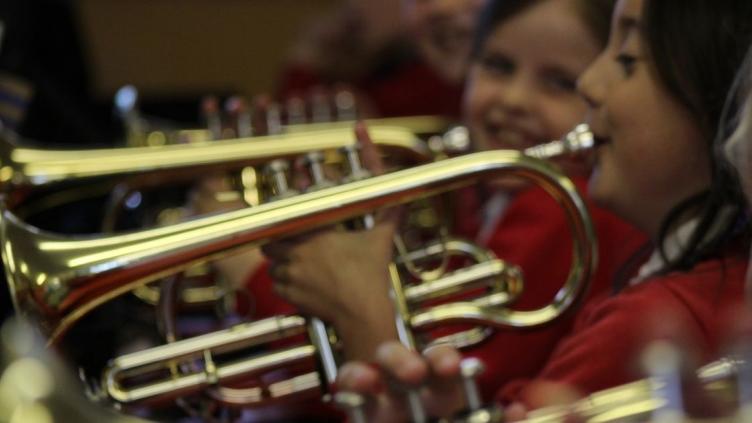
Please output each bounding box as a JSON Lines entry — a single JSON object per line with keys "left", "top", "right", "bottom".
{"left": 0, "top": 0, "right": 406, "bottom": 145}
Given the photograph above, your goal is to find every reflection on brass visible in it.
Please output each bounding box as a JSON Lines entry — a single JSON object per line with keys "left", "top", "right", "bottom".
{"left": 524, "top": 358, "right": 746, "bottom": 422}
{"left": 166, "top": 115, "right": 450, "bottom": 145}
{"left": 98, "top": 119, "right": 451, "bottom": 309}
{"left": 0, "top": 318, "right": 147, "bottom": 423}
{"left": 1, "top": 121, "right": 443, "bottom": 308}
{"left": 101, "top": 239, "right": 521, "bottom": 405}
{"left": 0, "top": 125, "right": 596, "bottom": 411}
{"left": 283, "top": 115, "right": 449, "bottom": 137}
{"left": 1, "top": 146, "right": 594, "bottom": 342}
{"left": 0, "top": 125, "right": 434, "bottom": 200}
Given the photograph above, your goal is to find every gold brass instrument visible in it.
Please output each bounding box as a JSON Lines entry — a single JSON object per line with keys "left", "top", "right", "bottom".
{"left": 113, "top": 83, "right": 448, "bottom": 147}
{"left": 102, "top": 242, "right": 518, "bottom": 405}
{"left": 0, "top": 123, "right": 443, "bottom": 209}
{"left": 175, "top": 115, "right": 452, "bottom": 144}
{"left": 0, "top": 123, "right": 594, "bottom": 338}
{"left": 0, "top": 119, "right": 450, "bottom": 310}
{"left": 0, "top": 318, "right": 148, "bottom": 423}
{"left": 0, "top": 124, "right": 595, "bottom": 416}
{"left": 2, "top": 324, "right": 748, "bottom": 423}
{"left": 0, "top": 125, "right": 596, "bottom": 413}
{"left": 0, "top": 118, "right": 456, "bottom": 313}
{"left": 100, "top": 116, "right": 457, "bottom": 309}
{"left": 331, "top": 351, "right": 750, "bottom": 422}
{"left": 522, "top": 356, "right": 747, "bottom": 423}
{"left": 0, "top": 116, "right": 454, "bottom": 191}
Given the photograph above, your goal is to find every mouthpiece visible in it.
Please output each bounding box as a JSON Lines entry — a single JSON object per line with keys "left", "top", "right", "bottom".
{"left": 524, "top": 123, "right": 594, "bottom": 160}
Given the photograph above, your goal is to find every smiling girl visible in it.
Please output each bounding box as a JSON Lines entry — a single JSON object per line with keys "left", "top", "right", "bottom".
{"left": 262, "top": 0, "right": 648, "bottom": 402}
{"left": 330, "top": 0, "right": 752, "bottom": 419}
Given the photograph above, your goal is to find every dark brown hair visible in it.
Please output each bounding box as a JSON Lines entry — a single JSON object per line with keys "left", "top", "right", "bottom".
{"left": 642, "top": 0, "right": 752, "bottom": 272}
{"left": 470, "top": 0, "right": 616, "bottom": 58}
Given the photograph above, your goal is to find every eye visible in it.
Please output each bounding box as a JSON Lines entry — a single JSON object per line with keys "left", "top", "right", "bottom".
{"left": 615, "top": 53, "right": 637, "bottom": 76}
{"left": 478, "top": 53, "right": 515, "bottom": 76}
{"left": 541, "top": 72, "right": 578, "bottom": 94}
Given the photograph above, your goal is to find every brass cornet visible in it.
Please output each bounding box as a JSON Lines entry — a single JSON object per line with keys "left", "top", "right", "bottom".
{"left": 0, "top": 124, "right": 596, "bottom": 412}
{"left": 0, "top": 118, "right": 455, "bottom": 312}
{"left": 523, "top": 353, "right": 748, "bottom": 422}
{"left": 0, "top": 121, "right": 447, "bottom": 210}
{"left": 331, "top": 349, "right": 749, "bottom": 422}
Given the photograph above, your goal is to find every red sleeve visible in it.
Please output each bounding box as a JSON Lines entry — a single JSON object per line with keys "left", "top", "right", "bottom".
{"left": 497, "top": 256, "right": 748, "bottom": 408}
{"left": 497, "top": 286, "right": 697, "bottom": 407}
{"left": 463, "top": 178, "right": 646, "bottom": 401}
{"left": 241, "top": 260, "right": 296, "bottom": 318}
{"left": 464, "top": 185, "right": 581, "bottom": 399}
{"left": 485, "top": 177, "right": 645, "bottom": 311}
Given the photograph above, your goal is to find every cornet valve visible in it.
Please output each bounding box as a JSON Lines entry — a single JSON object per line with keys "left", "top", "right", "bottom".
{"left": 230, "top": 97, "right": 253, "bottom": 138}
{"left": 333, "top": 391, "right": 368, "bottom": 423}
{"left": 340, "top": 144, "right": 371, "bottom": 183}
{"left": 451, "top": 358, "right": 503, "bottom": 423}
{"left": 267, "top": 102, "right": 283, "bottom": 135}
{"left": 303, "top": 151, "right": 334, "bottom": 191}
{"left": 312, "top": 89, "right": 333, "bottom": 123}
{"left": 286, "top": 97, "right": 307, "bottom": 125}
{"left": 335, "top": 90, "right": 357, "bottom": 121}
{"left": 264, "top": 159, "right": 299, "bottom": 200}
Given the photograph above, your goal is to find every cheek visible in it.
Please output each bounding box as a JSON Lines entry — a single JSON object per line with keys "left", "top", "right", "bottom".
{"left": 590, "top": 135, "right": 696, "bottom": 223}
{"left": 536, "top": 97, "right": 589, "bottom": 140}
{"left": 462, "top": 90, "right": 482, "bottom": 122}
{"left": 587, "top": 147, "right": 624, "bottom": 209}
{"left": 462, "top": 78, "right": 490, "bottom": 125}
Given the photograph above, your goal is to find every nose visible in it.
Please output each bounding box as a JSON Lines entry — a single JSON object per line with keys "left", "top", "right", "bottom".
{"left": 577, "top": 54, "right": 606, "bottom": 110}
{"left": 496, "top": 73, "right": 534, "bottom": 114}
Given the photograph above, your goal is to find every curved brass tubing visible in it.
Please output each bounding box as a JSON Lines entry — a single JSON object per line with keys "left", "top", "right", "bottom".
{"left": 0, "top": 124, "right": 435, "bottom": 207}
{"left": 175, "top": 115, "right": 451, "bottom": 142}
{"left": 524, "top": 357, "right": 745, "bottom": 422}
{"left": 0, "top": 147, "right": 595, "bottom": 344}
{"left": 0, "top": 124, "right": 596, "bottom": 410}
{"left": 102, "top": 252, "right": 518, "bottom": 405}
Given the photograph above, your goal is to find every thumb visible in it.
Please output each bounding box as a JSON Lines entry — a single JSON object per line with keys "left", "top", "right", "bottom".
{"left": 355, "top": 120, "right": 385, "bottom": 176}
{"left": 355, "top": 121, "right": 404, "bottom": 230}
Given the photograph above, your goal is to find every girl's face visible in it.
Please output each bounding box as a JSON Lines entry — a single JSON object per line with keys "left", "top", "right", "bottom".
{"left": 463, "top": 0, "right": 600, "bottom": 154}
{"left": 403, "top": 0, "right": 487, "bottom": 83}
{"left": 578, "top": 0, "right": 711, "bottom": 237}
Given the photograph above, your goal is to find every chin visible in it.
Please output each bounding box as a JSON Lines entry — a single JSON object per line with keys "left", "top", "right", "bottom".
{"left": 586, "top": 171, "right": 611, "bottom": 207}
{"left": 588, "top": 183, "right": 635, "bottom": 226}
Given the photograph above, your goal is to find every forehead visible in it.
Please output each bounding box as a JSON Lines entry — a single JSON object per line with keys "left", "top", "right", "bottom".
{"left": 613, "top": 0, "right": 644, "bottom": 31}
{"left": 481, "top": 0, "right": 601, "bottom": 67}
{"left": 488, "top": 0, "right": 584, "bottom": 34}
